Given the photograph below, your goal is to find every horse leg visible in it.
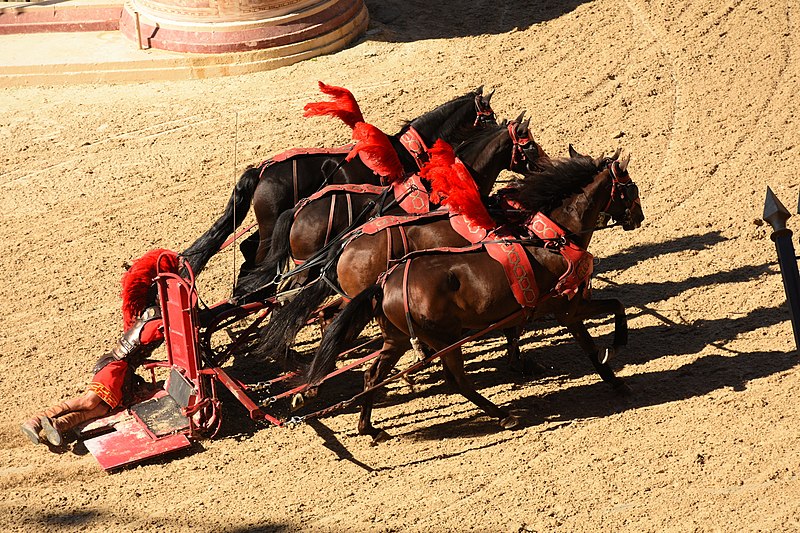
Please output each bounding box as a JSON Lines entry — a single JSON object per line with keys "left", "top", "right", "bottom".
{"left": 237, "top": 232, "right": 261, "bottom": 278}
{"left": 503, "top": 326, "right": 545, "bottom": 376}
{"left": 358, "top": 321, "right": 411, "bottom": 443}
{"left": 435, "top": 343, "right": 519, "bottom": 429}
{"left": 567, "top": 297, "right": 628, "bottom": 362}
{"left": 557, "top": 299, "right": 631, "bottom": 396}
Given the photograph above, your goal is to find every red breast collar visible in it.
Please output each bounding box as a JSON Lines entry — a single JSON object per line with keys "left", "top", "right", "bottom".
{"left": 399, "top": 127, "right": 429, "bottom": 169}
{"left": 528, "top": 213, "right": 594, "bottom": 299}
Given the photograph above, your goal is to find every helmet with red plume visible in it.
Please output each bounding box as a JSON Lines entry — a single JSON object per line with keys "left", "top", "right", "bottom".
{"left": 120, "top": 249, "right": 179, "bottom": 329}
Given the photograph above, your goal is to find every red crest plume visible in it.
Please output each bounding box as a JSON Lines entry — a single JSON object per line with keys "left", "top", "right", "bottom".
{"left": 120, "top": 248, "right": 179, "bottom": 329}
{"left": 346, "top": 122, "right": 405, "bottom": 183}
{"left": 420, "top": 140, "right": 495, "bottom": 230}
{"left": 303, "top": 81, "right": 365, "bottom": 129}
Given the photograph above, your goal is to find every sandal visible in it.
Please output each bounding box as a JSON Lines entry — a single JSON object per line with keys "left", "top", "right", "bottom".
{"left": 39, "top": 416, "right": 63, "bottom": 447}
{"left": 20, "top": 419, "right": 43, "bottom": 444}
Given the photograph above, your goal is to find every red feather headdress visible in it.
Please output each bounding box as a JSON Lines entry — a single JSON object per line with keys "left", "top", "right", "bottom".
{"left": 303, "top": 81, "right": 365, "bottom": 129}
{"left": 346, "top": 122, "right": 405, "bottom": 184}
{"left": 120, "top": 248, "right": 179, "bottom": 329}
{"left": 420, "top": 140, "right": 496, "bottom": 230}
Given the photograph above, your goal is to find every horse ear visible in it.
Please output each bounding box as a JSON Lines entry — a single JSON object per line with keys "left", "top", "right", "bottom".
{"left": 611, "top": 147, "right": 622, "bottom": 160}
{"left": 568, "top": 144, "right": 583, "bottom": 158}
{"left": 486, "top": 89, "right": 495, "bottom": 102}
{"left": 474, "top": 85, "right": 484, "bottom": 95}
{"left": 619, "top": 152, "right": 631, "bottom": 172}
{"left": 515, "top": 110, "right": 526, "bottom": 123}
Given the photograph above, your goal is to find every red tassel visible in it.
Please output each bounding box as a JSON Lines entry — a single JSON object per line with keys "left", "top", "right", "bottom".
{"left": 346, "top": 122, "right": 405, "bottom": 183}
{"left": 120, "top": 248, "right": 179, "bottom": 329}
{"left": 303, "top": 81, "right": 365, "bottom": 129}
{"left": 420, "top": 140, "right": 495, "bottom": 230}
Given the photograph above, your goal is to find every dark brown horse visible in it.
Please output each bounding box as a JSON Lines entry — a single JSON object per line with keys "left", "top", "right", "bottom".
{"left": 246, "top": 119, "right": 549, "bottom": 361}
{"left": 180, "top": 87, "right": 496, "bottom": 277}
{"left": 306, "top": 150, "right": 644, "bottom": 441}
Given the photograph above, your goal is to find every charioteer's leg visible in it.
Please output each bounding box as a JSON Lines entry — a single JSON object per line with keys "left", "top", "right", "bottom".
{"left": 21, "top": 390, "right": 111, "bottom": 447}
{"left": 41, "top": 391, "right": 110, "bottom": 446}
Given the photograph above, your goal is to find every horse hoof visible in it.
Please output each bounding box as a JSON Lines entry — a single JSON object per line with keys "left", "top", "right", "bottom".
{"left": 524, "top": 359, "right": 547, "bottom": 376}
{"left": 600, "top": 347, "right": 615, "bottom": 365}
{"left": 499, "top": 415, "right": 520, "bottom": 430}
{"left": 290, "top": 393, "right": 305, "bottom": 411}
{"left": 613, "top": 381, "right": 632, "bottom": 397}
{"left": 370, "top": 430, "right": 393, "bottom": 446}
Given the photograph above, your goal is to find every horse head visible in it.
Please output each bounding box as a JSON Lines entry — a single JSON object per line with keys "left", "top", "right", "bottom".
{"left": 507, "top": 111, "right": 549, "bottom": 174}
{"left": 601, "top": 152, "right": 644, "bottom": 230}
{"left": 567, "top": 145, "right": 643, "bottom": 231}
{"left": 473, "top": 86, "right": 497, "bottom": 128}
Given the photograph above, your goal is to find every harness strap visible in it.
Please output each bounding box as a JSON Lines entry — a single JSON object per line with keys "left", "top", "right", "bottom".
{"left": 258, "top": 145, "right": 353, "bottom": 179}
{"left": 386, "top": 227, "right": 394, "bottom": 271}
{"left": 527, "top": 212, "right": 594, "bottom": 299}
{"left": 399, "top": 127, "right": 429, "bottom": 169}
{"left": 292, "top": 159, "right": 299, "bottom": 206}
{"left": 360, "top": 210, "right": 448, "bottom": 235}
{"left": 402, "top": 258, "right": 417, "bottom": 343}
{"left": 393, "top": 173, "right": 430, "bottom": 214}
{"left": 324, "top": 194, "right": 337, "bottom": 246}
{"left": 398, "top": 225, "right": 409, "bottom": 258}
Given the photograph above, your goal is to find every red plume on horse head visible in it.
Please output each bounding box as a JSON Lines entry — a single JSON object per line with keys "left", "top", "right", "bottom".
{"left": 303, "top": 81, "right": 365, "bottom": 130}
{"left": 420, "top": 140, "right": 496, "bottom": 230}
{"left": 346, "top": 122, "right": 405, "bottom": 184}
{"left": 120, "top": 248, "right": 179, "bottom": 330}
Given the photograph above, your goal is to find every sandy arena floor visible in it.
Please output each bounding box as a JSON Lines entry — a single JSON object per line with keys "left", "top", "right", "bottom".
{"left": 3, "top": 0, "right": 800, "bottom": 531}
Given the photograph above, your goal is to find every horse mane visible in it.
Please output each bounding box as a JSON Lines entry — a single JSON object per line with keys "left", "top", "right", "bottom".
{"left": 403, "top": 90, "right": 479, "bottom": 144}
{"left": 512, "top": 156, "right": 602, "bottom": 214}
{"left": 420, "top": 140, "right": 495, "bottom": 230}
{"left": 120, "top": 248, "right": 179, "bottom": 329}
{"left": 453, "top": 124, "right": 509, "bottom": 173}
{"left": 303, "top": 81, "right": 365, "bottom": 129}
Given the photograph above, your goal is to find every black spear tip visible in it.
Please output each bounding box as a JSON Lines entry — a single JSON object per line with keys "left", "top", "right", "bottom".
{"left": 797, "top": 188, "right": 800, "bottom": 215}
{"left": 764, "top": 186, "right": 791, "bottom": 232}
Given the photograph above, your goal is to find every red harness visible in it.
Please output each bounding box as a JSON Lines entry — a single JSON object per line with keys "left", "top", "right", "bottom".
{"left": 527, "top": 212, "right": 594, "bottom": 300}
{"left": 258, "top": 146, "right": 354, "bottom": 205}
{"left": 376, "top": 211, "right": 595, "bottom": 318}
{"left": 392, "top": 173, "right": 430, "bottom": 214}
{"left": 256, "top": 126, "right": 429, "bottom": 206}
{"left": 399, "top": 127, "right": 430, "bottom": 169}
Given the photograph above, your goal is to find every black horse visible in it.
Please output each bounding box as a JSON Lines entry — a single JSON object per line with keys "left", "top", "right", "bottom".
{"left": 180, "top": 87, "right": 496, "bottom": 278}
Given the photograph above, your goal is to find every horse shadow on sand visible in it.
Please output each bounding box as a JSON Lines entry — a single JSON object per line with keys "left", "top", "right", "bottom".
{"left": 363, "top": 0, "right": 592, "bottom": 42}
{"left": 350, "top": 231, "right": 795, "bottom": 445}
{"left": 215, "top": 230, "right": 795, "bottom": 467}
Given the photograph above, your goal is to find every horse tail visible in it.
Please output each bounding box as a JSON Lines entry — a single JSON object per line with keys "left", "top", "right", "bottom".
{"left": 306, "top": 284, "right": 383, "bottom": 386}
{"left": 250, "top": 280, "right": 335, "bottom": 368}
{"left": 180, "top": 166, "right": 260, "bottom": 276}
{"left": 233, "top": 206, "right": 296, "bottom": 301}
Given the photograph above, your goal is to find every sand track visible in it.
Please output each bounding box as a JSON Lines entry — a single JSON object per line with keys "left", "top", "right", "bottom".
{"left": 2, "top": 0, "right": 800, "bottom": 531}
